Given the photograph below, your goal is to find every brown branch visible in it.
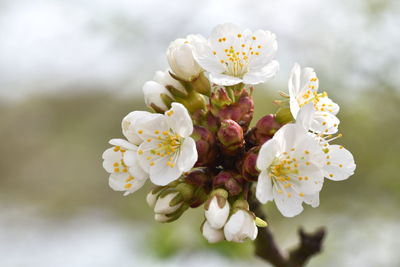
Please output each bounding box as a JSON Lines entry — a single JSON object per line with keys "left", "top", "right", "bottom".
{"left": 250, "top": 200, "right": 326, "bottom": 267}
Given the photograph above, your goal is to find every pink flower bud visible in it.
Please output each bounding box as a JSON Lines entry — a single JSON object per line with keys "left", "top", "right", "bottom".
{"left": 241, "top": 147, "right": 260, "bottom": 182}
{"left": 184, "top": 167, "right": 211, "bottom": 187}
{"left": 217, "top": 120, "right": 244, "bottom": 156}
{"left": 213, "top": 171, "right": 243, "bottom": 196}
{"left": 192, "top": 126, "right": 218, "bottom": 167}
{"left": 247, "top": 114, "right": 282, "bottom": 145}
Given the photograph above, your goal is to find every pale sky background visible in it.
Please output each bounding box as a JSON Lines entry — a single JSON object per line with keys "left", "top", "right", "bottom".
{"left": 0, "top": 0, "right": 399, "bottom": 99}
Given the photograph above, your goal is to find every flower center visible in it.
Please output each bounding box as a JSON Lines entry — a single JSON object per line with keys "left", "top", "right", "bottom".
{"left": 148, "top": 131, "right": 182, "bottom": 167}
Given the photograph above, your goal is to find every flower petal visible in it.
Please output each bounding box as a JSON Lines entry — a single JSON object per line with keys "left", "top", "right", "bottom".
{"left": 242, "top": 60, "right": 279, "bottom": 85}
{"left": 256, "top": 138, "right": 280, "bottom": 171}
{"left": 177, "top": 137, "right": 197, "bottom": 172}
{"left": 273, "top": 186, "right": 304, "bottom": 217}
{"left": 122, "top": 111, "right": 152, "bottom": 145}
{"left": 256, "top": 170, "right": 273, "bottom": 204}
{"left": 165, "top": 103, "right": 193, "bottom": 137}
{"left": 108, "top": 172, "right": 146, "bottom": 196}
{"left": 323, "top": 145, "right": 356, "bottom": 181}
{"left": 209, "top": 73, "right": 243, "bottom": 86}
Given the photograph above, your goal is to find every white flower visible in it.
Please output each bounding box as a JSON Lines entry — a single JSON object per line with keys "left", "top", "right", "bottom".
{"left": 143, "top": 70, "right": 186, "bottom": 112}
{"left": 154, "top": 191, "right": 182, "bottom": 214}
{"left": 288, "top": 63, "right": 340, "bottom": 134}
{"left": 167, "top": 34, "right": 206, "bottom": 81}
{"left": 136, "top": 103, "right": 198, "bottom": 186}
{"left": 122, "top": 111, "right": 154, "bottom": 145}
{"left": 205, "top": 195, "right": 230, "bottom": 229}
{"left": 193, "top": 23, "right": 279, "bottom": 86}
{"left": 202, "top": 221, "right": 225, "bottom": 243}
{"left": 223, "top": 209, "right": 258, "bottom": 242}
{"left": 255, "top": 122, "right": 325, "bottom": 217}
{"left": 102, "top": 139, "right": 148, "bottom": 196}
{"left": 296, "top": 103, "right": 356, "bottom": 182}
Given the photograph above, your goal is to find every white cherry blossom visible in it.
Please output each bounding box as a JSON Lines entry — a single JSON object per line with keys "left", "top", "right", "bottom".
{"left": 102, "top": 139, "right": 148, "bottom": 196}
{"left": 136, "top": 103, "right": 198, "bottom": 186}
{"left": 143, "top": 70, "right": 186, "bottom": 112}
{"left": 167, "top": 34, "right": 206, "bottom": 81}
{"left": 223, "top": 209, "right": 258, "bottom": 242}
{"left": 288, "top": 63, "right": 340, "bottom": 134}
{"left": 202, "top": 221, "right": 225, "bottom": 243}
{"left": 205, "top": 195, "right": 230, "bottom": 229}
{"left": 256, "top": 122, "right": 325, "bottom": 217}
{"left": 193, "top": 23, "right": 279, "bottom": 86}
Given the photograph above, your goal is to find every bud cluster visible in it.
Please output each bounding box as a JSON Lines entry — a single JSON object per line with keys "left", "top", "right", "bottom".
{"left": 103, "top": 23, "right": 356, "bottom": 245}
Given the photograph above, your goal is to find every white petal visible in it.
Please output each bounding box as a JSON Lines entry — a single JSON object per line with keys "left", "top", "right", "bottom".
{"left": 205, "top": 197, "right": 230, "bottom": 229}
{"left": 122, "top": 111, "right": 153, "bottom": 145}
{"left": 177, "top": 137, "right": 197, "bottom": 173}
{"left": 303, "top": 192, "right": 320, "bottom": 208}
{"left": 149, "top": 155, "right": 183, "bottom": 186}
{"left": 256, "top": 138, "right": 280, "bottom": 171}
{"left": 295, "top": 102, "right": 315, "bottom": 131}
{"left": 153, "top": 70, "right": 186, "bottom": 93}
{"left": 311, "top": 112, "right": 340, "bottom": 134}
{"left": 256, "top": 170, "right": 273, "bottom": 204}
{"left": 136, "top": 113, "right": 169, "bottom": 140}
{"left": 108, "top": 172, "right": 146, "bottom": 195}
{"left": 109, "top": 138, "right": 137, "bottom": 150}
{"left": 315, "top": 96, "right": 340, "bottom": 115}
{"left": 323, "top": 145, "right": 356, "bottom": 181}
{"left": 102, "top": 147, "right": 122, "bottom": 173}
{"left": 242, "top": 60, "right": 279, "bottom": 85}
{"left": 124, "top": 151, "right": 149, "bottom": 181}
{"left": 192, "top": 42, "right": 225, "bottom": 73}
{"left": 209, "top": 73, "right": 243, "bottom": 86}
{"left": 291, "top": 162, "right": 324, "bottom": 195}
{"left": 165, "top": 103, "right": 193, "bottom": 137}
{"left": 154, "top": 192, "right": 181, "bottom": 214}
{"left": 202, "top": 221, "right": 225, "bottom": 243}
{"left": 224, "top": 210, "right": 246, "bottom": 242}
{"left": 142, "top": 81, "right": 172, "bottom": 111}
{"left": 288, "top": 63, "right": 301, "bottom": 97}
{"left": 273, "top": 186, "right": 304, "bottom": 217}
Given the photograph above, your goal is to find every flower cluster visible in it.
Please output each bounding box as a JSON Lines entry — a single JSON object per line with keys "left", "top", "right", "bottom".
{"left": 102, "top": 23, "right": 356, "bottom": 243}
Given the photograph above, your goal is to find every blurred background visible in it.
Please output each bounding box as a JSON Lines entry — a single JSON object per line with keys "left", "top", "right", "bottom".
{"left": 1, "top": 0, "right": 399, "bottom": 266}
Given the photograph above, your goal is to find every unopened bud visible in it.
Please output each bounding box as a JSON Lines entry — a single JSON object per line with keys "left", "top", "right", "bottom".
{"left": 146, "top": 186, "right": 164, "bottom": 208}
{"left": 192, "top": 126, "right": 218, "bottom": 166}
{"left": 217, "top": 120, "right": 244, "bottom": 156}
{"left": 184, "top": 167, "right": 211, "bottom": 187}
{"left": 204, "top": 193, "right": 230, "bottom": 229}
{"left": 248, "top": 114, "right": 282, "bottom": 145}
{"left": 154, "top": 189, "right": 183, "bottom": 214}
{"left": 143, "top": 81, "right": 174, "bottom": 113}
{"left": 154, "top": 204, "right": 189, "bottom": 223}
{"left": 241, "top": 147, "right": 260, "bottom": 181}
{"left": 224, "top": 209, "right": 258, "bottom": 242}
{"left": 166, "top": 35, "right": 205, "bottom": 82}
{"left": 213, "top": 171, "right": 243, "bottom": 196}
{"left": 202, "top": 220, "right": 225, "bottom": 243}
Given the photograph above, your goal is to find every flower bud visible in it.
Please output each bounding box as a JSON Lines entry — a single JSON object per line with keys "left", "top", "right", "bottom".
{"left": 167, "top": 34, "right": 205, "bottom": 82}
{"left": 184, "top": 167, "right": 211, "bottom": 187}
{"left": 211, "top": 91, "right": 254, "bottom": 133}
{"left": 191, "top": 72, "right": 211, "bottom": 96}
{"left": 202, "top": 220, "right": 225, "bottom": 243}
{"left": 241, "top": 147, "right": 260, "bottom": 181}
{"left": 204, "top": 192, "right": 230, "bottom": 229}
{"left": 213, "top": 171, "right": 243, "bottom": 196}
{"left": 192, "top": 126, "right": 218, "bottom": 167}
{"left": 223, "top": 209, "right": 258, "bottom": 243}
{"left": 154, "top": 204, "right": 189, "bottom": 223}
{"left": 146, "top": 186, "right": 164, "bottom": 208}
{"left": 143, "top": 81, "right": 174, "bottom": 113}
{"left": 217, "top": 120, "right": 244, "bottom": 156}
{"left": 154, "top": 189, "right": 183, "bottom": 214}
{"left": 153, "top": 70, "right": 188, "bottom": 97}
{"left": 247, "top": 114, "right": 282, "bottom": 145}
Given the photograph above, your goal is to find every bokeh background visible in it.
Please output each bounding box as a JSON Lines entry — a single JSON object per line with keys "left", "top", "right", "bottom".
{"left": 1, "top": 0, "right": 400, "bottom": 266}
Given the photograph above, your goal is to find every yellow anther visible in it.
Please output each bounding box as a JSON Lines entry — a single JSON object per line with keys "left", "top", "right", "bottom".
{"left": 113, "top": 146, "right": 120, "bottom": 152}
{"left": 304, "top": 176, "right": 309, "bottom": 180}
{"left": 138, "top": 130, "right": 143, "bottom": 134}
{"left": 150, "top": 162, "right": 155, "bottom": 166}
{"left": 304, "top": 150, "right": 309, "bottom": 154}
{"left": 329, "top": 174, "right": 334, "bottom": 178}
{"left": 299, "top": 193, "right": 305, "bottom": 197}
{"left": 213, "top": 51, "right": 217, "bottom": 55}
{"left": 252, "top": 36, "right": 256, "bottom": 40}
{"left": 138, "top": 150, "right": 143, "bottom": 155}
{"left": 147, "top": 138, "right": 152, "bottom": 142}
{"left": 220, "top": 59, "right": 225, "bottom": 63}
{"left": 326, "top": 162, "right": 331, "bottom": 165}
{"left": 241, "top": 44, "right": 245, "bottom": 48}
{"left": 113, "top": 162, "right": 119, "bottom": 167}
{"left": 306, "top": 162, "right": 310, "bottom": 165}
{"left": 122, "top": 168, "right": 128, "bottom": 173}
{"left": 255, "top": 52, "right": 260, "bottom": 55}
{"left": 237, "top": 33, "right": 242, "bottom": 38}
{"left": 166, "top": 110, "right": 174, "bottom": 116}
{"left": 125, "top": 176, "right": 135, "bottom": 182}
{"left": 154, "top": 130, "right": 160, "bottom": 134}
{"left": 257, "top": 45, "right": 262, "bottom": 48}
{"left": 339, "top": 164, "right": 343, "bottom": 168}
{"left": 124, "top": 184, "right": 132, "bottom": 189}
{"left": 287, "top": 193, "right": 292, "bottom": 198}
{"left": 114, "top": 167, "right": 120, "bottom": 172}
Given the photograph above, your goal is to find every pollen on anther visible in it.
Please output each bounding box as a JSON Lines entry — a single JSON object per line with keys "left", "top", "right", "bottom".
{"left": 138, "top": 150, "right": 144, "bottom": 155}
{"left": 299, "top": 193, "right": 305, "bottom": 197}
{"left": 124, "top": 184, "right": 132, "bottom": 189}
{"left": 138, "top": 130, "right": 143, "bottom": 134}
{"left": 166, "top": 110, "right": 174, "bottom": 116}
{"left": 252, "top": 36, "right": 256, "bottom": 40}
{"left": 150, "top": 162, "right": 155, "bottom": 166}
{"left": 154, "top": 130, "right": 160, "bottom": 134}
{"left": 114, "top": 167, "right": 120, "bottom": 172}
{"left": 329, "top": 174, "right": 334, "bottom": 178}
{"left": 339, "top": 164, "right": 343, "bottom": 168}
{"left": 237, "top": 33, "right": 242, "bottom": 38}
{"left": 113, "top": 146, "right": 120, "bottom": 152}
{"left": 213, "top": 51, "right": 216, "bottom": 55}
{"left": 113, "top": 162, "right": 119, "bottom": 167}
